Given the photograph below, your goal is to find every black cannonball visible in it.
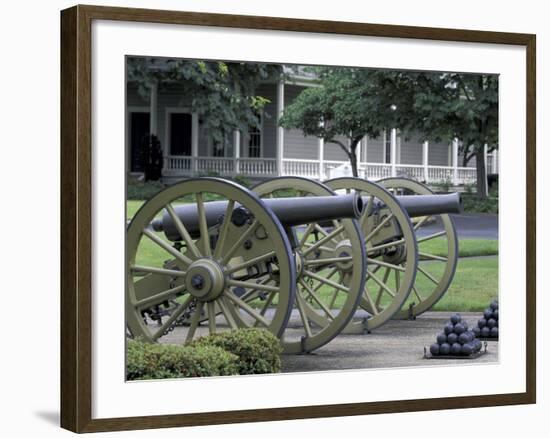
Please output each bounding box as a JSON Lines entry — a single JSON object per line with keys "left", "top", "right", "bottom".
{"left": 444, "top": 322, "right": 454, "bottom": 335}
{"left": 481, "top": 326, "right": 491, "bottom": 338}
{"left": 490, "top": 300, "right": 499, "bottom": 310}
{"left": 430, "top": 343, "right": 440, "bottom": 356}
{"left": 450, "top": 313, "right": 462, "bottom": 324}
{"left": 458, "top": 332, "right": 470, "bottom": 345}
{"left": 473, "top": 339, "right": 482, "bottom": 352}
{"left": 454, "top": 323, "right": 466, "bottom": 335}
{"left": 490, "top": 327, "right": 499, "bottom": 338}
{"left": 483, "top": 309, "right": 493, "bottom": 320}
{"left": 439, "top": 343, "right": 451, "bottom": 355}
{"left": 486, "top": 318, "right": 497, "bottom": 329}
{"left": 472, "top": 326, "right": 481, "bottom": 337}
{"left": 450, "top": 343, "right": 462, "bottom": 355}
{"left": 462, "top": 321, "right": 469, "bottom": 330}
{"left": 493, "top": 309, "right": 499, "bottom": 320}
{"left": 447, "top": 333, "right": 458, "bottom": 344}
{"left": 461, "top": 343, "right": 474, "bottom": 356}
{"left": 478, "top": 318, "right": 487, "bottom": 329}
{"left": 436, "top": 333, "right": 447, "bottom": 345}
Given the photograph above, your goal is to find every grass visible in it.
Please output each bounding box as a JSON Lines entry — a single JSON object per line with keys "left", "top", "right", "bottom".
{"left": 420, "top": 238, "right": 498, "bottom": 258}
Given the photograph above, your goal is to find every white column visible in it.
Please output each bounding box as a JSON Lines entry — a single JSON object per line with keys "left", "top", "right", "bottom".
{"left": 422, "top": 140, "right": 429, "bottom": 183}
{"left": 362, "top": 136, "right": 368, "bottom": 164}
{"left": 233, "top": 130, "right": 240, "bottom": 175}
{"left": 492, "top": 149, "right": 498, "bottom": 174}
{"left": 276, "top": 80, "right": 285, "bottom": 176}
{"left": 390, "top": 128, "right": 397, "bottom": 177}
{"left": 318, "top": 137, "right": 325, "bottom": 180}
{"left": 149, "top": 81, "right": 158, "bottom": 136}
{"left": 191, "top": 113, "right": 199, "bottom": 174}
{"left": 452, "top": 138, "right": 459, "bottom": 186}
{"left": 483, "top": 143, "right": 488, "bottom": 175}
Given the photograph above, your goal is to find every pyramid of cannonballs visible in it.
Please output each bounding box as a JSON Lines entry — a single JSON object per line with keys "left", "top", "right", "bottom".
{"left": 430, "top": 313, "right": 482, "bottom": 357}
{"left": 472, "top": 300, "right": 499, "bottom": 339}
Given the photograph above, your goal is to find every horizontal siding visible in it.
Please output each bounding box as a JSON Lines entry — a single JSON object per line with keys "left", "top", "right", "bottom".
{"left": 399, "top": 134, "right": 423, "bottom": 165}
{"left": 366, "top": 135, "right": 384, "bottom": 163}
{"left": 428, "top": 140, "right": 450, "bottom": 166}
{"left": 324, "top": 136, "right": 349, "bottom": 161}
{"left": 127, "top": 85, "right": 149, "bottom": 107}
{"left": 283, "top": 85, "right": 319, "bottom": 160}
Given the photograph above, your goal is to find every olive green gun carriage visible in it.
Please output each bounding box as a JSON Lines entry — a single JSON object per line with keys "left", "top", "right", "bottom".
{"left": 126, "top": 175, "right": 461, "bottom": 354}
{"left": 126, "top": 177, "right": 365, "bottom": 353}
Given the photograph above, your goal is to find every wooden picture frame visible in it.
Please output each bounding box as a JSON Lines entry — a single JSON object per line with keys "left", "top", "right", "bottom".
{"left": 60, "top": 4, "right": 536, "bottom": 433}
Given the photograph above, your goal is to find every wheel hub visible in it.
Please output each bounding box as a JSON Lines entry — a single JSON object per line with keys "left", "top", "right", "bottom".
{"left": 333, "top": 239, "right": 354, "bottom": 272}
{"left": 185, "top": 258, "right": 226, "bottom": 301}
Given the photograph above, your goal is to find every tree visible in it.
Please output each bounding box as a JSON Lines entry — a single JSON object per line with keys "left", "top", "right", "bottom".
{"left": 371, "top": 71, "right": 498, "bottom": 198}
{"left": 279, "top": 67, "right": 396, "bottom": 177}
{"left": 127, "top": 57, "right": 282, "bottom": 150}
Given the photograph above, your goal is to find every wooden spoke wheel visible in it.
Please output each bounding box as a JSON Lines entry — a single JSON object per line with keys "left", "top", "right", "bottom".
{"left": 126, "top": 178, "right": 296, "bottom": 344}
{"left": 253, "top": 177, "right": 366, "bottom": 354}
{"left": 379, "top": 177, "right": 459, "bottom": 319}
{"left": 325, "top": 177, "right": 418, "bottom": 330}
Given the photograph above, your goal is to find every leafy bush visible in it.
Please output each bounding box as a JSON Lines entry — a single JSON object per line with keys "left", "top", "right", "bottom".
{"left": 462, "top": 194, "right": 499, "bottom": 214}
{"left": 191, "top": 328, "right": 283, "bottom": 374}
{"left": 126, "top": 340, "right": 239, "bottom": 380}
{"left": 231, "top": 175, "right": 252, "bottom": 188}
{"left": 127, "top": 178, "right": 165, "bottom": 200}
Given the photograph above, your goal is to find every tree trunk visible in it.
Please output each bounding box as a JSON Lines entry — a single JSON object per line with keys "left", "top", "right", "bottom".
{"left": 349, "top": 145, "right": 359, "bottom": 177}
{"left": 475, "top": 147, "right": 488, "bottom": 199}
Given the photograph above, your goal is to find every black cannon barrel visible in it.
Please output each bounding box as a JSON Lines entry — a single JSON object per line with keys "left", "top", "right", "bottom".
{"left": 152, "top": 194, "right": 363, "bottom": 241}
{"left": 365, "top": 192, "right": 462, "bottom": 218}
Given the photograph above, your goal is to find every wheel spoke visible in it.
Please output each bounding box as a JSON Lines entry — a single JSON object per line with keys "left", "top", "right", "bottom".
{"left": 213, "top": 200, "right": 236, "bottom": 259}
{"left": 360, "top": 195, "right": 375, "bottom": 229}
{"left": 367, "top": 258, "right": 406, "bottom": 272}
{"left": 374, "top": 268, "right": 391, "bottom": 307}
{"left": 142, "top": 228, "right": 193, "bottom": 266}
{"left": 195, "top": 193, "right": 212, "bottom": 256}
{"left": 165, "top": 204, "right": 201, "bottom": 259}
{"left": 412, "top": 284, "right": 422, "bottom": 302}
{"left": 302, "top": 225, "right": 345, "bottom": 256}
{"left": 313, "top": 267, "right": 338, "bottom": 293}
{"left": 185, "top": 301, "right": 204, "bottom": 343}
{"left": 367, "top": 239, "right": 406, "bottom": 254}
{"left": 416, "top": 230, "right": 447, "bottom": 243}
{"left": 413, "top": 215, "right": 432, "bottom": 231}
{"left": 225, "top": 290, "right": 270, "bottom": 327}
{"left": 218, "top": 297, "right": 238, "bottom": 329}
{"left": 364, "top": 213, "right": 394, "bottom": 243}
{"left": 135, "top": 284, "right": 187, "bottom": 309}
{"left": 419, "top": 252, "right": 448, "bottom": 262}
{"left": 131, "top": 265, "right": 187, "bottom": 277}
{"left": 295, "top": 292, "right": 313, "bottom": 338}
{"left": 254, "top": 291, "right": 276, "bottom": 327}
{"left": 364, "top": 285, "right": 380, "bottom": 314}
{"left": 417, "top": 265, "right": 440, "bottom": 284}
{"left": 207, "top": 301, "right": 217, "bottom": 334}
{"left": 226, "top": 279, "right": 280, "bottom": 293}
{"left": 221, "top": 220, "right": 259, "bottom": 264}
{"left": 304, "top": 256, "right": 353, "bottom": 267}
{"left": 298, "top": 223, "right": 316, "bottom": 247}
{"left": 303, "top": 269, "right": 349, "bottom": 293}
{"left": 226, "top": 251, "right": 276, "bottom": 274}
{"left": 151, "top": 295, "right": 194, "bottom": 341}
{"left": 299, "top": 279, "right": 335, "bottom": 320}
{"left": 367, "top": 270, "right": 396, "bottom": 298}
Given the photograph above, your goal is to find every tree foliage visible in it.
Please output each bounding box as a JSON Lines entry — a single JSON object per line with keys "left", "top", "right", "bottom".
{"left": 127, "top": 57, "right": 282, "bottom": 148}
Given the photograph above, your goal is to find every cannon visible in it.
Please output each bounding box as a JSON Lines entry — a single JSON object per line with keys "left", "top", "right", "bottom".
{"left": 126, "top": 175, "right": 461, "bottom": 353}
{"left": 326, "top": 177, "right": 460, "bottom": 323}
{"left": 126, "top": 177, "right": 366, "bottom": 353}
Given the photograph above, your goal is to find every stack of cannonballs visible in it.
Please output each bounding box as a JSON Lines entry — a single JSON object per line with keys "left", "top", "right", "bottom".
{"left": 472, "top": 300, "right": 499, "bottom": 339}
{"left": 430, "top": 313, "right": 483, "bottom": 357}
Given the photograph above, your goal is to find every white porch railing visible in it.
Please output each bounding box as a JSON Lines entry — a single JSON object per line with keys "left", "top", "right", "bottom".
{"left": 163, "top": 156, "right": 478, "bottom": 185}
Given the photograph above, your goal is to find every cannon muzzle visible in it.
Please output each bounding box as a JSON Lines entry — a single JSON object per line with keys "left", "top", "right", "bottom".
{"left": 152, "top": 194, "right": 363, "bottom": 241}
{"left": 395, "top": 192, "right": 463, "bottom": 217}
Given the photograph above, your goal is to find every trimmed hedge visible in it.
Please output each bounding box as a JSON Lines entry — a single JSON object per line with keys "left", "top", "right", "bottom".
{"left": 127, "top": 340, "right": 239, "bottom": 380}
{"left": 191, "top": 328, "right": 283, "bottom": 374}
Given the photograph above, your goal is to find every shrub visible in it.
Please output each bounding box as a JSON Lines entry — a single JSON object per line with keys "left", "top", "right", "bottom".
{"left": 126, "top": 339, "right": 239, "bottom": 380}
{"left": 191, "top": 328, "right": 283, "bottom": 374}
{"left": 127, "top": 178, "right": 165, "bottom": 200}
{"left": 232, "top": 175, "right": 252, "bottom": 188}
{"left": 462, "top": 194, "right": 499, "bottom": 214}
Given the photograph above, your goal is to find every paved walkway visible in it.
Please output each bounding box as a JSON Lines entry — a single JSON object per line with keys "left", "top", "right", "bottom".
{"left": 417, "top": 213, "right": 498, "bottom": 240}
{"left": 281, "top": 311, "right": 498, "bottom": 373}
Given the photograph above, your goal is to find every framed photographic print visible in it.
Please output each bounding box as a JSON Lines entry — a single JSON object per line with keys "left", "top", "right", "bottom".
{"left": 60, "top": 4, "right": 536, "bottom": 433}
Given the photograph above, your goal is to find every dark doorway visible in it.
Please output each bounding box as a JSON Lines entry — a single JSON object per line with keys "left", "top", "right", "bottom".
{"left": 129, "top": 112, "right": 150, "bottom": 172}
{"left": 170, "top": 113, "right": 192, "bottom": 156}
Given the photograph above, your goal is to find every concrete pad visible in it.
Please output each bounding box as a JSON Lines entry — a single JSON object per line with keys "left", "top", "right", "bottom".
{"left": 281, "top": 311, "right": 498, "bottom": 373}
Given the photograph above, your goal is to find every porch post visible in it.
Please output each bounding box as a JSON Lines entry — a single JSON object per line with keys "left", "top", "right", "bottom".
{"left": 149, "top": 81, "right": 158, "bottom": 136}
{"left": 492, "top": 149, "right": 498, "bottom": 174}
{"left": 390, "top": 128, "right": 397, "bottom": 177}
{"left": 233, "top": 130, "right": 240, "bottom": 175}
{"left": 483, "top": 143, "right": 488, "bottom": 176}
{"left": 276, "top": 79, "right": 285, "bottom": 176}
{"left": 318, "top": 137, "right": 325, "bottom": 180}
{"left": 422, "top": 140, "right": 429, "bottom": 183}
{"left": 452, "top": 138, "right": 459, "bottom": 186}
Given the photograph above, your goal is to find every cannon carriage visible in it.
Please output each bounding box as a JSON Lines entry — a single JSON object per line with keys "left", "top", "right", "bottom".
{"left": 126, "top": 176, "right": 461, "bottom": 353}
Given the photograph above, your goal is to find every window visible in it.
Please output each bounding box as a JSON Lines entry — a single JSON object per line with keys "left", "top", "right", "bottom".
{"left": 169, "top": 112, "right": 192, "bottom": 156}
{"left": 247, "top": 113, "right": 262, "bottom": 158}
